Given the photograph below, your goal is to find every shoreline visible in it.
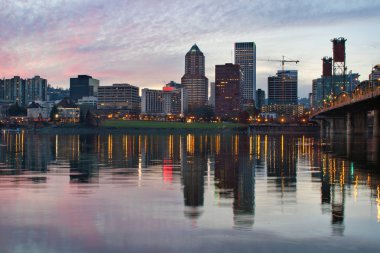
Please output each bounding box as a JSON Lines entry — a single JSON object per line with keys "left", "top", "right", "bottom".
{"left": 1, "top": 124, "right": 319, "bottom": 135}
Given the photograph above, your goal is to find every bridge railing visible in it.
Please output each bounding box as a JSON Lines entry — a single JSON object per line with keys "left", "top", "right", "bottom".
{"left": 310, "top": 85, "right": 380, "bottom": 118}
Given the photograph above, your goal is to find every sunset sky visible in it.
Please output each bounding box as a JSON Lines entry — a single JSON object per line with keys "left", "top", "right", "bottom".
{"left": 0, "top": 0, "right": 379, "bottom": 97}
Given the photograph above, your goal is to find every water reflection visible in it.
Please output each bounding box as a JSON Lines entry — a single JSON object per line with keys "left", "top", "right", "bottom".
{"left": 0, "top": 131, "right": 379, "bottom": 252}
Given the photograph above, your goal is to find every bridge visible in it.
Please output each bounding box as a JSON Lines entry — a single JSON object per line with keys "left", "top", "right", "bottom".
{"left": 310, "top": 83, "right": 380, "bottom": 165}
{"left": 310, "top": 83, "right": 380, "bottom": 140}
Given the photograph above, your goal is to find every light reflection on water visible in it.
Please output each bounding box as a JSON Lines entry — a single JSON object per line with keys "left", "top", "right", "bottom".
{"left": 0, "top": 132, "right": 379, "bottom": 253}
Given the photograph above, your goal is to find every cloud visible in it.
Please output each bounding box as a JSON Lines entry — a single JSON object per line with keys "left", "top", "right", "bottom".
{"left": 0, "top": 0, "right": 379, "bottom": 96}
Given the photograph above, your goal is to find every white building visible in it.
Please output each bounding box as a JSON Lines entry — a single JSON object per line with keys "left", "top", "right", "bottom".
{"left": 77, "top": 96, "right": 98, "bottom": 107}
{"left": 27, "top": 102, "right": 50, "bottom": 121}
{"left": 141, "top": 88, "right": 163, "bottom": 115}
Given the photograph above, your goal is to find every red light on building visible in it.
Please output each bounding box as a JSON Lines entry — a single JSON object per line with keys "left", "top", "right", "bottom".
{"left": 163, "top": 87, "right": 174, "bottom": 91}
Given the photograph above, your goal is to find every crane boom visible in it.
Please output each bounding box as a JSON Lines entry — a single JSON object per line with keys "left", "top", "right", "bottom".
{"left": 257, "top": 56, "right": 300, "bottom": 104}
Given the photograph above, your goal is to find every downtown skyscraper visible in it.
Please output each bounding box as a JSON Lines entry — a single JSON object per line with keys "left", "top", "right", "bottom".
{"left": 181, "top": 44, "right": 208, "bottom": 113}
{"left": 215, "top": 63, "right": 242, "bottom": 119}
{"left": 234, "top": 42, "right": 256, "bottom": 108}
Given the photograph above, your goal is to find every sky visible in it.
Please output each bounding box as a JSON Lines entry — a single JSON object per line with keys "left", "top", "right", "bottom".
{"left": 0, "top": 0, "right": 379, "bottom": 97}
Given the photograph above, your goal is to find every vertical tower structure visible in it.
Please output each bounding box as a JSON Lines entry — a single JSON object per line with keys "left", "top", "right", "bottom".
{"left": 331, "top": 38, "right": 347, "bottom": 95}
{"left": 181, "top": 44, "right": 208, "bottom": 113}
{"left": 322, "top": 56, "right": 333, "bottom": 103}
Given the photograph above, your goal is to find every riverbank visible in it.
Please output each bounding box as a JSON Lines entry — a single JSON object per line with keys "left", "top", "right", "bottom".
{"left": 1, "top": 120, "right": 320, "bottom": 135}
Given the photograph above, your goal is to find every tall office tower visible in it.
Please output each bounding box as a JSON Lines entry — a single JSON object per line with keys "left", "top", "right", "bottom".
{"left": 268, "top": 70, "right": 298, "bottom": 105}
{"left": 215, "top": 63, "right": 242, "bottom": 119}
{"left": 181, "top": 44, "right": 208, "bottom": 113}
{"left": 235, "top": 42, "right": 256, "bottom": 108}
{"left": 256, "top": 89, "right": 266, "bottom": 110}
{"left": 70, "top": 75, "right": 99, "bottom": 102}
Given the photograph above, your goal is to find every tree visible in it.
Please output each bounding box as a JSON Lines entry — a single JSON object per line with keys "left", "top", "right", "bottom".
{"left": 8, "top": 103, "right": 27, "bottom": 116}
{"left": 50, "top": 105, "right": 58, "bottom": 122}
{"left": 238, "top": 111, "right": 250, "bottom": 124}
{"left": 85, "top": 110, "right": 96, "bottom": 127}
{"left": 79, "top": 110, "right": 85, "bottom": 123}
{"left": 190, "top": 105, "right": 215, "bottom": 122}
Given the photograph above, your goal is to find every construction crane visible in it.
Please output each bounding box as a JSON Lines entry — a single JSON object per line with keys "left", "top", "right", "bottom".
{"left": 258, "top": 56, "right": 300, "bottom": 103}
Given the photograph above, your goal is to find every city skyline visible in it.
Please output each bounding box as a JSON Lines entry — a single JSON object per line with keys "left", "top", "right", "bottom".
{"left": 0, "top": 0, "right": 379, "bottom": 97}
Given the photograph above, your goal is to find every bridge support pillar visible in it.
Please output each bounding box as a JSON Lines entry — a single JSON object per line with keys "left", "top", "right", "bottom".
{"left": 328, "top": 119, "right": 335, "bottom": 139}
{"left": 373, "top": 107, "right": 380, "bottom": 137}
{"left": 318, "top": 120, "right": 326, "bottom": 139}
{"left": 346, "top": 112, "right": 352, "bottom": 136}
{"left": 353, "top": 111, "right": 368, "bottom": 136}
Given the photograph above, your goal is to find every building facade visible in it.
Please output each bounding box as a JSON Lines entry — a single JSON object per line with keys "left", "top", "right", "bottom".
{"left": 70, "top": 75, "right": 99, "bottom": 102}
{"left": 208, "top": 82, "right": 215, "bottom": 108}
{"left": 256, "top": 89, "right": 266, "bottom": 110}
{"left": 27, "top": 102, "right": 50, "bottom": 121}
{"left": 181, "top": 44, "right": 208, "bottom": 113}
{"left": 370, "top": 64, "right": 380, "bottom": 81}
{"left": 215, "top": 63, "right": 241, "bottom": 119}
{"left": 97, "top": 84, "right": 140, "bottom": 114}
{"left": 235, "top": 42, "right": 256, "bottom": 108}
{"left": 141, "top": 88, "right": 163, "bottom": 115}
{"left": 0, "top": 76, "right": 47, "bottom": 106}
{"left": 162, "top": 82, "right": 187, "bottom": 116}
{"left": 262, "top": 104, "right": 304, "bottom": 118}
{"left": 268, "top": 70, "right": 298, "bottom": 105}
{"left": 56, "top": 98, "right": 80, "bottom": 122}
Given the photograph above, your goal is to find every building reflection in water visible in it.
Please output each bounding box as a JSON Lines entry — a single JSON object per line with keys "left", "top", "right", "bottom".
{"left": 266, "top": 135, "right": 297, "bottom": 202}
{"left": 214, "top": 134, "right": 255, "bottom": 229}
{"left": 181, "top": 134, "right": 206, "bottom": 220}
{"left": 0, "top": 131, "right": 379, "bottom": 232}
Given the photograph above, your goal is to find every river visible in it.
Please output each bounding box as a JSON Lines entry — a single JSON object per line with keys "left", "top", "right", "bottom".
{"left": 0, "top": 132, "right": 379, "bottom": 253}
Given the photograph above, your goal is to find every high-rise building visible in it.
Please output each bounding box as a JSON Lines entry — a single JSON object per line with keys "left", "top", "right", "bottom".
{"left": 25, "top": 76, "right": 48, "bottom": 103}
{"left": 268, "top": 70, "right": 298, "bottom": 105}
{"left": 215, "top": 63, "right": 241, "bottom": 119}
{"left": 256, "top": 89, "right": 266, "bottom": 110}
{"left": 0, "top": 75, "right": 47, "bottom": 106}
{"left": 70, "top": 75, "right": 99, "bottom": 102}
{"left": 181, "top": 44, "right": 208, "bottom": 113}
{"left": 235, "top": 42, "right": 256, "bottom": 108}
{"left": 97, "top": 84, "right": 140, "bottom": 114}
{"left": 141, "top": 88, "right": 163, "bottom": 115}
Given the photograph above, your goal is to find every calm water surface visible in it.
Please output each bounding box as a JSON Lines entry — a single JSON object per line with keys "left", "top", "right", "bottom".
{"left": 0, "top": 132, "right": 379, "bottom": 253}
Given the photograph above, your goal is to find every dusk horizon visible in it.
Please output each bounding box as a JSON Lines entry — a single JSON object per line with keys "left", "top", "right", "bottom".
{"left": 1, "top": 0, "right": 379, "bottom": 97}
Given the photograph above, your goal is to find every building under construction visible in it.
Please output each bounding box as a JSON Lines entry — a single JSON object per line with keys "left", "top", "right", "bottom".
{"left": 268, "top": 70, "right": 298, "bottom": 105}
